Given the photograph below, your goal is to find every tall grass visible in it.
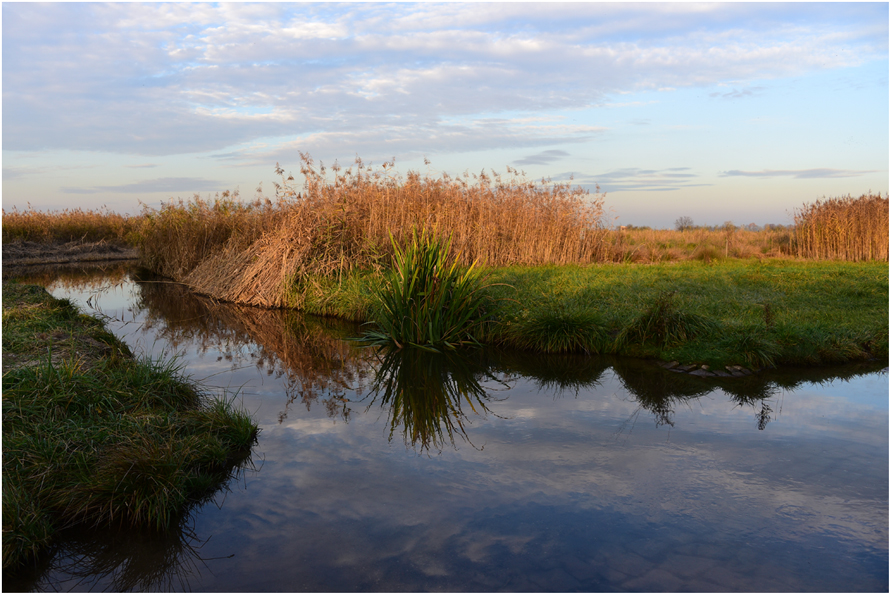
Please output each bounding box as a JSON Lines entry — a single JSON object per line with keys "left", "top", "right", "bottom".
{"left": 793, "top": 193, "right": 888, "bottom": 261}
{"left": 2, "top": 205, "right": 140, "bottom": 245}
{"left": 135, "top": 190, "right": 282, "bottom": 280}
{"left": 603, "top": 226, "right": 796, "bottom": 263}
{"left": 135, "top": 154, "right": 608, "bottom": 307}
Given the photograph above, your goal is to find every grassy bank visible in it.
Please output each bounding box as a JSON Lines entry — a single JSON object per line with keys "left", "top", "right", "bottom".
{"left": 293, "top": 259, "right": 888, "bottom": 369}
{"left": 2, "top": 282, "right": 259, "bottom": 570}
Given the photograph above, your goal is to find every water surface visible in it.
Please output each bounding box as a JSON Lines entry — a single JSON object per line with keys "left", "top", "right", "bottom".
{"left": 5, "top": 264, "right": 888, "bottom": 592}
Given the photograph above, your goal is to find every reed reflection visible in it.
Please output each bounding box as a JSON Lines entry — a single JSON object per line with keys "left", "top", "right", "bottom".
{"left": 364, "top": 347, "right": 507, "bottom": 452}
{"left": 131, "top": 271, "right": 374, "bottom": 423}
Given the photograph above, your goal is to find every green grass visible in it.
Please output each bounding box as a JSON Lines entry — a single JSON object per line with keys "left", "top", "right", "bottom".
{"left": 2, "top": 282, "right": 259, "bottom": 570}
{"left": 289, "top": 259, "right": 887, "bottom": 368}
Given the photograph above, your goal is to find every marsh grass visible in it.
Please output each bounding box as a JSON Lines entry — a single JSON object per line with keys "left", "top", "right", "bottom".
{"left": 360, "top": 229, "right": 493, "bottom": 350}
{"left": 482, "top": 260, "right": 887, "bottom": 367}
{"left": 604, "top": 226, "right": 795, "bottom": 263}
{"left": 501, "top": 299, "right": 610, "bottom": 354}
{"left": 2, "top": 283, "right": 259, "bottom": 570}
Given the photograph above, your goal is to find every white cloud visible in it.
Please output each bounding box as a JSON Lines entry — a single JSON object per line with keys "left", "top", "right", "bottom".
{"left": 3, "top": 3, "right": 885, "bottom": 158}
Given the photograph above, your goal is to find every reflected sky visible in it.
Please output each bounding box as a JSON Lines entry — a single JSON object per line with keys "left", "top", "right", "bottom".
{"left": 5, "top": 265, "right": 887, "bottom": 592}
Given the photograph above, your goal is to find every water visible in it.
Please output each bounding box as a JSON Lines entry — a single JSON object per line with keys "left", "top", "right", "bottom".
{"left": 5, "top": 264, "right": 888, "bottom": 592}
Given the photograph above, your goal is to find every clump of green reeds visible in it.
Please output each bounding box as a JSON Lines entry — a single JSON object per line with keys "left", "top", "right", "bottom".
{"left": 360, "top": 229, "right": 491, "bottom": 351}
{"left": 137, "top": 154, "right": 608, "bottom": 307}
{"left": 793, "top": 193, "right": 889, "bottom": 261}
{"left": 2, "top": 205, "right": 140, "bottom": 245}
{"left": 616, "top": 290, "right": 716, "bottom": 349}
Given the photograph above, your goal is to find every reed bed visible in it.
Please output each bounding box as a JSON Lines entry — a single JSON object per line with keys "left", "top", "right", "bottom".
{"left": 2, "top": 205, "right": 141, "bottom": 245}
{"left": 136, "top": 154, "right": 608, "bottom": 307}
{"left": 136, "top": 190, "right": 283, "bottom": 281}
{"left": 793, "top": 193, "right": 888, "bottom": 261}
{"left": 602, "top": 226, "right": 795, "bottom": 263}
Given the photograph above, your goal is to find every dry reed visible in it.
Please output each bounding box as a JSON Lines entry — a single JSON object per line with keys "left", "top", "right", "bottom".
{"left": 139, "top": 154, "right": 608, "bottom": 307}
{"left": 2, "top": 205, "right": 140, "bottom": 245}
{"left": 793, "top": 193, "right": 888, "bottom": 261}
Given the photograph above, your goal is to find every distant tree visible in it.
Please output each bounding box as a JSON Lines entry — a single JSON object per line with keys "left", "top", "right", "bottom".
{"left": 746, "top": 222, "right": 760, "bottom": 232}
{"left": 675, "top": 216, "right": 694, "bottom": 231}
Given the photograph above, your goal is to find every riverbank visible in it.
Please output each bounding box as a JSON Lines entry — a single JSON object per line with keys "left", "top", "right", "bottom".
{"left": 2, "top": 281, "right": 259, "bottom": 570}
{"left": 291, "top": 259, "right": 888, "bottom": 370}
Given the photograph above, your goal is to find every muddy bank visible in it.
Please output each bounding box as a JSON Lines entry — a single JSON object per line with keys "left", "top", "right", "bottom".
{"left": 2, "top": 240, "right": 139, "bottom": 268}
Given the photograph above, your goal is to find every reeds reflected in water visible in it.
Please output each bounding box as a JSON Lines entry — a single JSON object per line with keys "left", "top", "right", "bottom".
{"left": 363, "top": 347, "right": 507, "bottom": 452}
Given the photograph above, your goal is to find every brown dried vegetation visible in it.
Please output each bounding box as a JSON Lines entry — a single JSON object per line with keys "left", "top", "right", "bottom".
{"left": 792, "top": 193, "right": 888, "bottom": 261}
{"left": 136, "top": 154, "right": 609, "bottom": 307}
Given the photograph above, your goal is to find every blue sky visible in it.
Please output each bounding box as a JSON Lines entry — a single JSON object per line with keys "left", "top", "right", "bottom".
{"left": 3, "top": 2, "right": 888, "bottom": 228}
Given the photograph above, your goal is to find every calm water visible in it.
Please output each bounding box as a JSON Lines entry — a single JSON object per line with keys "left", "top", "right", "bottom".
{"left": 5, "top": 264, "right": 888, "bottom": 592}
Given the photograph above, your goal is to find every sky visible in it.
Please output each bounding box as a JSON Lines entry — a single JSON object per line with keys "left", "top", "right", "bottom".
{"left": 2, "top": 2, "right": 888, "bottom": 228}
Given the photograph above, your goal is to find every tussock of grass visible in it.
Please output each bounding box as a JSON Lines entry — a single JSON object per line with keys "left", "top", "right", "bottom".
{"left": 2, "top": 283, "right": 259, "bottom": 570}
{"left": 501, "top": 300, "right": 610, "bottom": 354}
{"left": 616, "top": 290, "right": 717, "bottom": 350}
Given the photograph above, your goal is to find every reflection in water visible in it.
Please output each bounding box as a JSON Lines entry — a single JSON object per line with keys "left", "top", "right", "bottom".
{"left": 364, "top": 347, "right": 507, "bottom": 452}
{"left": 489, "top": 350, "right": 611, "bottom": 399}
{"left": 11, "top": 265, "right": 888, "bottom": 439}
{"left": 10, "top": 518, "right": 209, "bottom": 592}
{"left": 130, "top": 271, "right": 375, "bottom": 423}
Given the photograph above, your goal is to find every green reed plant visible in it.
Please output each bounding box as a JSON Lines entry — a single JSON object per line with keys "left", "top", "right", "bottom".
{"left": 361, "top": 229, "right": 493, "bottom": 351}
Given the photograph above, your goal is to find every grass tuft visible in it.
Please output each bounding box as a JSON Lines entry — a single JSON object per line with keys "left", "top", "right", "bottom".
{"left": 616, "top": 290, "right": 717, "bottom": 350}
{"left": 503, "top": 301, "right": 609, "bottom": 354}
